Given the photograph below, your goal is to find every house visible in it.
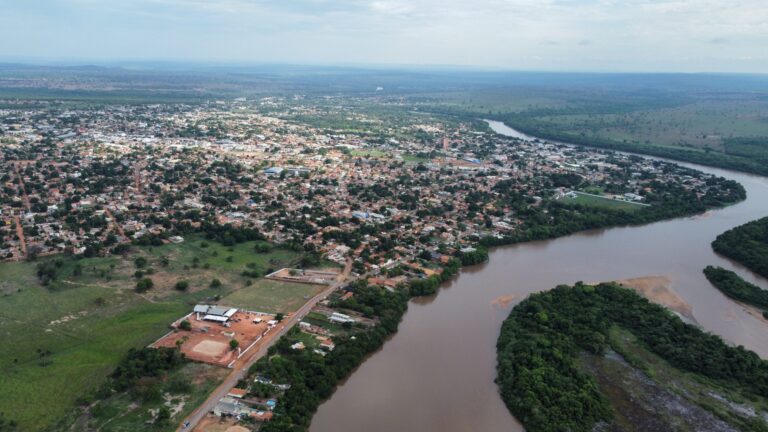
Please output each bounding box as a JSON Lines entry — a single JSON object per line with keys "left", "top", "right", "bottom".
{"left": 329, "top": 312, "right": 355, "bottom": 324}
{"left": 228, "top": 388, "right": 248, "bottom": 399}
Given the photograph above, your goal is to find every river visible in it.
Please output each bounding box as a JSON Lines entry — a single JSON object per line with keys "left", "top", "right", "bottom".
{"left": 309, "top": 120, "right": 768, "bottom": 432}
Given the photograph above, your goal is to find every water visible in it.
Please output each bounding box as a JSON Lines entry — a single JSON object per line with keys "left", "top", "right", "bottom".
{"left": 310, "top": 120, "right": 768, "bottom": 432}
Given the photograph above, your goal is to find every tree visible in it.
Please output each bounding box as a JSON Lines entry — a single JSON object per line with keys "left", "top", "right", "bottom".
{"left": 275, "top": 313, "right": 284, "bottom": 322}
{"left": 134, "top": 257, "right": 148, "bottom": 268}
{"left": 230, "top": 339, "right": 239, "bottom": 351}
{"left": 179, "top": 320, "right": 191, "bottom": 331}
{"left": 135, "top": 278, "right": 154, "bottom": 293}
{"left": 174, "top": 280, "right": 189, "bottom": 291}
{"left": 210, "top": 278, "right": 222, "bottom": 288}
{"left": 155, "top": 406, "right": 170, "bottom": 426}
{"left": 255, "top": 243, "right": 272, "bottom": 254}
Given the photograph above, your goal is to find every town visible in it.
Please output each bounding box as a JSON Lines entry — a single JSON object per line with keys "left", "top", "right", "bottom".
{"left": 0, "top": 96, "right": 745, "bottom": 432}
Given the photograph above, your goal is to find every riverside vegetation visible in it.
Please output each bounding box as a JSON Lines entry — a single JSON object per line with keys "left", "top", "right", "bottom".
{"left": 704, "top": 266, "right": 768, "bottom": 318}
{"left": 496, "top": 282, "right": 768, "bottom": 432}
{"left": 712, "top": 216, "right": 768, "bottom": 279}
{"left": 248, "top": 258, "right": 463, "bottom": 432}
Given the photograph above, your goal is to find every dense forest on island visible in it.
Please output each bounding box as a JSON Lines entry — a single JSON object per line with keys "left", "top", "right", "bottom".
{"left": 704, "top": 266, "right": 768, "bottom": 314}
{"left": 712, "top": 217, "right": 768, "bottom": 279}
{"left": 496, "top": 283, "right": 768, "bottom": 432}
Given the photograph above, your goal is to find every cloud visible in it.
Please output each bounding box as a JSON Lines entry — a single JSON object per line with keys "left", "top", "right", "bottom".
{"left": 0, "top": 0, "right": 766, "bottom": 72}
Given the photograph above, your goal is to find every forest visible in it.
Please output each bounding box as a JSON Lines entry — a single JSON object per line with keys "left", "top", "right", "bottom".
{"left": 704, "top": 266, "right": 768, "bottom": 313}
{"left": 712, "top": 216, "right": 768, "bottom": 279}
{"left": 496, "top": 282, "right": 768, "bottom": 432}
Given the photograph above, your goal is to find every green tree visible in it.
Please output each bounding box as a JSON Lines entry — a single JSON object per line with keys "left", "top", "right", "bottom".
{"left": 135, "top": 277, "right": 154, "bottom": 293}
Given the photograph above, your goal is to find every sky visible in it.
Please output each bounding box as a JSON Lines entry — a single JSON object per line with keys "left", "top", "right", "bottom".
{"left": 0, "top": 0, "right": 766, "bottom": 73}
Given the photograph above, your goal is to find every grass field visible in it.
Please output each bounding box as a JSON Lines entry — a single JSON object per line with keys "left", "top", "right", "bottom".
{"left": 350, "top": 149, "right": 390, "bottom": 158}
{"left": 220, "top": 279, "right": 324, "bottom": 313}
{"left": 560, "top": 191, "right": 647, "bottom": 212}
{"left": 0, "top": 274, "right": 192, "bottom": 431}
{"left": 0, "top": 236, "right": 310, "bottom": 430}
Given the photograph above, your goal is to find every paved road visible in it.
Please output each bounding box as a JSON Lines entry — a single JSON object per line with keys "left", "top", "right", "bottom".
{"left": 178, "top": 260, "right": 354, "bottom": 431}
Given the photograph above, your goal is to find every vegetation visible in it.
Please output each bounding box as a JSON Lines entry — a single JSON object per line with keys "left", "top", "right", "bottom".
{"left": 219, "top": 279, "right": 325, "bottom": 313}
{"left": 61, "top": 362, "right": 227, "bottom": 431}
{"left": 478, "top": 176, "right": 744, "bottom": 249}
{"left": 560, "top": 191, "right": 646, "bottom": 212}
{"left": 712, "top": 216, "right": 768, "bottom": 279}
{"left": 251, "top": 258, "right": 465, "bottom": 431}
{"left": 704, "top": 266, "right": 768, "bottom": 310}
{"left": 108, "top": 347, "right": 186, "bottom": 391}
{"left": 0, "top": 235, "right": 306, "bottom": 430}
{"left": 136, "top": 277, "right": 154, "bottom": 293}
{"left": 497, "top": 282, "right": 768, "bottom": 432}
{"left": 254, "top": 285, "right": 409, "bottom": 432}
{"left": 496, "top": 113, "right": 768, "bottom": 177}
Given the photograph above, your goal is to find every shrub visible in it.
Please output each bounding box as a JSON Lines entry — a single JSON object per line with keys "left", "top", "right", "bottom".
{"left": 135, "top": 278, "right": 154, "bottom": 293}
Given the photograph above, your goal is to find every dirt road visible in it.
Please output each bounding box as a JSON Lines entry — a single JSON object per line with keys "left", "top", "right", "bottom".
{"left": 13, "top": 214, "right": 26, "bottom": 259}
{"left": 178, "top": 260, "right": 354, "bottom": 431}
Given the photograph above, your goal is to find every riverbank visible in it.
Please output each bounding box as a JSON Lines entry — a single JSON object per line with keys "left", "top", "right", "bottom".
{"left": 246, "top": 126, "right": 749, "bottom": 430}
{"left": 309, "top": 122, "right": 768, "bottom": 432}
{"left": 615, "top": 276, "right": 696, "bottom": 323}
{"left": 489, "top": 115, "right": 768, "bottom": 177}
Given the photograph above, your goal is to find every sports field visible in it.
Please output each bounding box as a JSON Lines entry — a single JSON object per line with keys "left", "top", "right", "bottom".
{"left": 560, "top": 191, "right": 648, "bottom": 212}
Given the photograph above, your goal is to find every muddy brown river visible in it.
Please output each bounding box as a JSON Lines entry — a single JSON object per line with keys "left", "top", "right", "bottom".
{"left": 309, "top": 120, "right": 768, "bottom": 432}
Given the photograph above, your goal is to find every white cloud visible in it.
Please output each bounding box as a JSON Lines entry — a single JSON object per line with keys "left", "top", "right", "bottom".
{"left": 0, "top": 0, "right": 766, "bottom": 71}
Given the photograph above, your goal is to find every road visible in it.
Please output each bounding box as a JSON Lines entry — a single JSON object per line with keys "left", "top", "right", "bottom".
{"left": 14, "top": 163, "right": 31, "bottom": 212}
{"left": 178, "top": 259, "right": 354, "bottom": 431}
{"left": 13, "top": 214, "right": 26, "bottom": 259}
{"left": 103, "top": 208, "right": 127, "bottom": 238}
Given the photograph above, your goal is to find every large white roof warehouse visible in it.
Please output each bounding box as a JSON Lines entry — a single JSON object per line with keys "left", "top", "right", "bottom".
{"left": 194, "top": 305, "right": 238, "bottom": 323}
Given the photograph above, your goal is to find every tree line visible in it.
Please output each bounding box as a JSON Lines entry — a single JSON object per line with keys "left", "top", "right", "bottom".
{"left": 704, "top": 266, "right": 768, "bottom": 318}
{"left": 712, "top": 216, "right": 768, "bottom": 279}
{"left": 253, "top": 257, "right": 465, "bottom": 431}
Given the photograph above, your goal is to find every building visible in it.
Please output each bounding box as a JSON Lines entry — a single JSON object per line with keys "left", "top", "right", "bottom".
{"left": 193, "top": 304, "right": 239, "bottom": 323}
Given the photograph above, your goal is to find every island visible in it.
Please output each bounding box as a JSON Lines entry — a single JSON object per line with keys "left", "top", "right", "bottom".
{"left": 496, "top": 282, "right": 768, "bottom": 432}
